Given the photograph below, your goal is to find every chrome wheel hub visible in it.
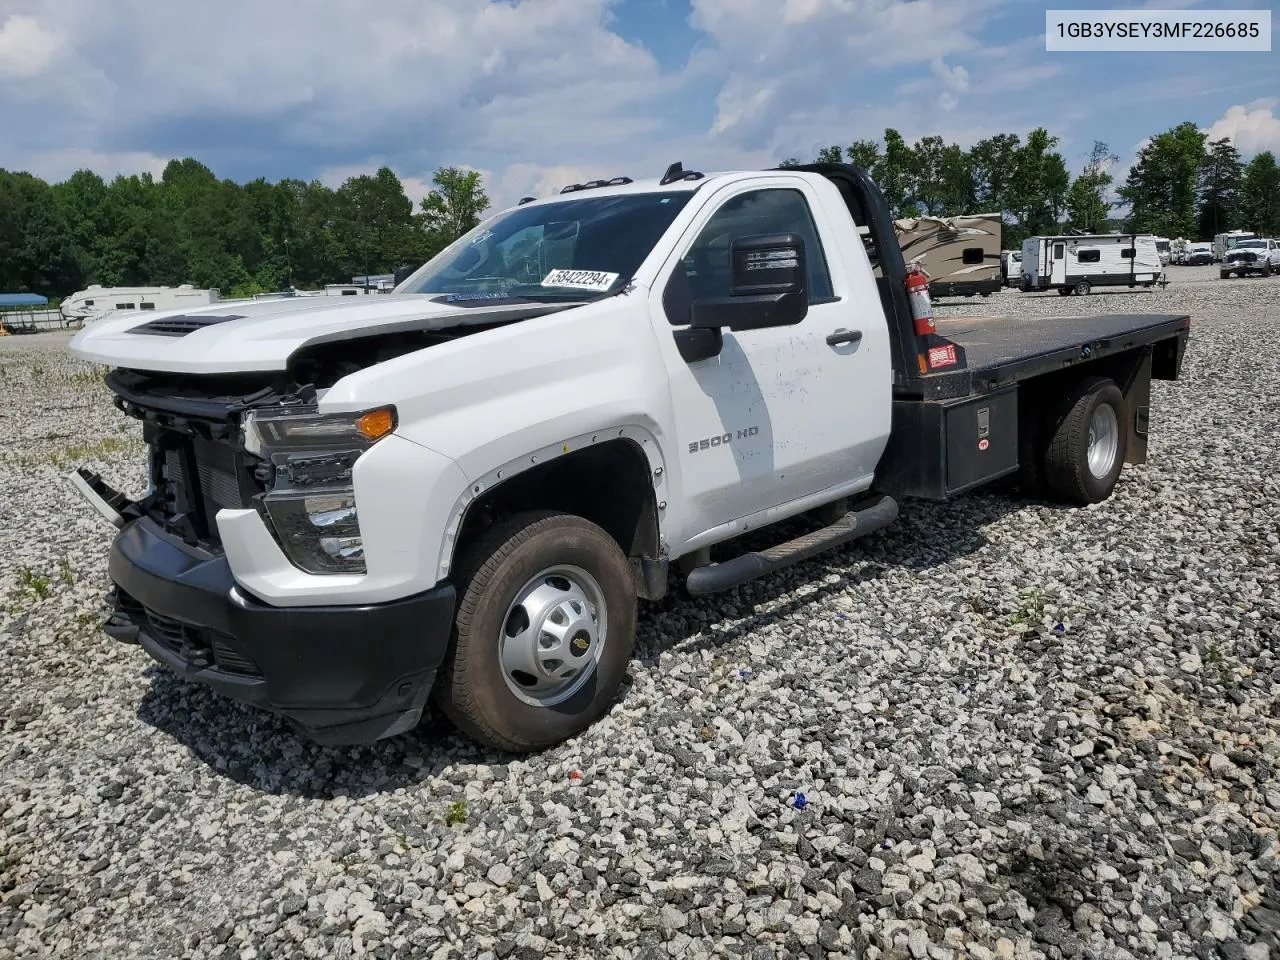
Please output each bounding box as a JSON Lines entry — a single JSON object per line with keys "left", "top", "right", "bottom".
{"left": 498, "top": 565, "right": 606, "bottom": 706}
{"left": 1087, "top": 403, "right": 1119, "bottom": 479}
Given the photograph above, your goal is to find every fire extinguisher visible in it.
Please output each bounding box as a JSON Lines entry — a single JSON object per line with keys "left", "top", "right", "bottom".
{"left": 905, "top": 259, "right": 935, "bottom": 336}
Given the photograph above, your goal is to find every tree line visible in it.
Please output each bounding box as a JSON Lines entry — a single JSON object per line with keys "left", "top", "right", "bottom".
{"left": 0, "top": 160, "right": 490, "bottom": 299}
{"left": 782, "top": 123, "right": 1280, "bottom": 247}
{"left": 2, "top": 120, "right": 1278, "bottom": 299}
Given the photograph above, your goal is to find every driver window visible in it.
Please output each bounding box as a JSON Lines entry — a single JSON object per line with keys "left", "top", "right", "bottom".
{"left": 682, "top": 188, "right": 834, "bottom": 302}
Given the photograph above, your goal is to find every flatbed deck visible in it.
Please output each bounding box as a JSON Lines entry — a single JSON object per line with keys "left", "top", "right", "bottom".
{"left": 933, "top": 312, "right": 1191, "bottom": 391}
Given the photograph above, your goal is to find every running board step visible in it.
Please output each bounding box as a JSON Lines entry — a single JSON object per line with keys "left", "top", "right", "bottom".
{"left": 684, "top": 495, "right": 899, "bottom": 595}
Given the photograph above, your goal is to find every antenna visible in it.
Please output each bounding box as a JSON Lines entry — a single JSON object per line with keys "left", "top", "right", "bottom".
{"left": 659, "top": 162, "right": 684, "bottom": 186}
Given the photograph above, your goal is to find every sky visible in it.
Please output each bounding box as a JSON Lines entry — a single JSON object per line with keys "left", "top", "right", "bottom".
{"left": 0, "top": 0, "right": 1276, "bottom": 211}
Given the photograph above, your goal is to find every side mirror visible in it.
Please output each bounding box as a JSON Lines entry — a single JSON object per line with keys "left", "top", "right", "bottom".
{"left": 393, "top": 263, "right": 420, "bottom": 288}
{"left": 690, "top": 233, "right": 808, "bottom": 332}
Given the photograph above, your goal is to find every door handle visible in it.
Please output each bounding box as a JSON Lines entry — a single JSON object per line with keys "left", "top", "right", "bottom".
{"left": 826, "top": 328, "right": 863, "bottom": 346}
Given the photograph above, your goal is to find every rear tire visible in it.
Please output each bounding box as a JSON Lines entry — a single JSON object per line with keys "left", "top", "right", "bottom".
{"left": 1073, "top": 280, "right": 1092, "bottom": 296}
{"left": 435, "top": 511, "right": 637, "bottom": 753}
{"left": 1043, "top": 377, "right": 1127, "bottom": 506}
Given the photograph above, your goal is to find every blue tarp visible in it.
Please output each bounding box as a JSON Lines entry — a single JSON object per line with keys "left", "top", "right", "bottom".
{"left": 0, "top": 293, "right": 49, "bottom": 307}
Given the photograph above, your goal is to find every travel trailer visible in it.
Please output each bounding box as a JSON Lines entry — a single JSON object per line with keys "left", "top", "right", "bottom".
{"left": 893, "top": 213, "right": 1002, "bottom": 297}
{"left": 60, "top": 285, "right": 220, "bottom": 325}
{"left": 1212, "top": 230, "right": 1255, "bottom": 262}
{"left": 1153, "top": 237, "right": 1171, "bottom": 265}
{"left": 1020, "top": 234, "right": 1162, "bottom": 296}
{"left": 1000, "top": 249, "right": 1022, "bottom": 287}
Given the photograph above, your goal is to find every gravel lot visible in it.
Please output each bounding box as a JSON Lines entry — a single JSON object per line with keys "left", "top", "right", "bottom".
{"left": 2, "top": 265, "right": 1277, "bottom": 960}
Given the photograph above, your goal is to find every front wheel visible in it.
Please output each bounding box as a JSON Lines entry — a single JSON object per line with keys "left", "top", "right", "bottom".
{"left": 1263, "top": 262, "right": 1273, "bottom": 277}
{"left": 435, "top": 511, "right": 637, "bottom": 752}
{"left": 1043, "top": 377, "right": 1127, "bottom": 505}
{"left": 1220, "top": 271, "right": 1232, "bottom": 279}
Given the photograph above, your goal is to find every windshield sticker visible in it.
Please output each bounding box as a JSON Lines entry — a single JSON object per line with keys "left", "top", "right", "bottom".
{"left": 469, "top": 229, "right": 494, "bottom": 245}
{"left": 541, "top": 269, "right": 619, "bottom": 291}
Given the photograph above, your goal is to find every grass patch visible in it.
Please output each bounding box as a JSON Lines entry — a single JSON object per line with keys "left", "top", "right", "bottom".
{"left": 58, "top": 558, "right": 75, "bottom": 586}
{"left": 64, "top": 365, "right": 109, "bottom": 386}
{"left": 444, "top": 800, "right": 467, "bottom": 827}
{"left": 17, "top": 567, "right": 52, "bottom": 601}
{"left": 44, "top": 436, "right": 141, "bottom": 469}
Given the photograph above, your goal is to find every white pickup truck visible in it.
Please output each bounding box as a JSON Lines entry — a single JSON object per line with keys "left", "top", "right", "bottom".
{"left": 68, "top": 162, "right": 1191, "bottom": 752}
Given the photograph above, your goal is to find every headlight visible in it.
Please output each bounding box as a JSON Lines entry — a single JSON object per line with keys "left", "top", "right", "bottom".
{"left": 242, "top": 405, "right": 396, "bottom": 574}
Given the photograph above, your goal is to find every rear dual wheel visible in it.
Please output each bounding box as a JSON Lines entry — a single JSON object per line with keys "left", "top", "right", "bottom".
{"left": 1023, "top": 377, "right": 1128, "bottom": 505}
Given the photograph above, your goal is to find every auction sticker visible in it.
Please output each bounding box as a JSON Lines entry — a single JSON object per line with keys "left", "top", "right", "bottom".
{"left": 542, "top": 269, "right": 619, "bottom": 291}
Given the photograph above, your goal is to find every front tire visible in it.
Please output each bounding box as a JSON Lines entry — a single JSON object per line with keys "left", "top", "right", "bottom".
{"left": 1263, "top": 262, "right": 1273, "bottom": 277}
{"left": 1043, "top": 377, "right": 1127, "bottom": 505}
{"left": 1220, "top": 270, "right": 1232, "bottom": 279}
{"left": 435, "top": 511, "right": 637, "bottom": 753}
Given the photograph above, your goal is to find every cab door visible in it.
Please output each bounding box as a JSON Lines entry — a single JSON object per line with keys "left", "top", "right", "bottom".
{"left": 647, "top": 177, "right": 890, "bottom": 551}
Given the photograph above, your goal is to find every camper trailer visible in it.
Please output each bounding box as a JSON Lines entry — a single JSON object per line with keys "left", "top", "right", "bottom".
{"left": 1000, "top": 249, "right": 1022, "bottom": 287}
{"left": 1020, "top": 234, "right": 1161, "bottom": 296}
{"left": 893, "top": 213, "right": 1002, "bottom": 297}
{"left": 1212, "top": 230, "right": 1256, "bottom": 263}
{"left": 1153, "top": 237, "right": 1171, "bottom": 265}
{"left": 60, "top": 285, "right": 220, "bottom": 325}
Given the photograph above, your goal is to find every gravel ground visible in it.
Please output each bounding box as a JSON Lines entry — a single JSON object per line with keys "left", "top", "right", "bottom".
{"left": 1, "top": 265, "right": 1277, "bottom": 960}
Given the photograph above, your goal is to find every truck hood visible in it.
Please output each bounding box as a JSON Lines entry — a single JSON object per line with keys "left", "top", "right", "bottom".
{"left": 67, "top": 294, "right": 580, "bottom": 374}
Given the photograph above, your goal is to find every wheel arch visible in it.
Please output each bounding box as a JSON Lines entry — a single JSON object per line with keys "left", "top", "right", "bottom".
{"left": 440, "top": 429, "right": 668, "bottom": 600}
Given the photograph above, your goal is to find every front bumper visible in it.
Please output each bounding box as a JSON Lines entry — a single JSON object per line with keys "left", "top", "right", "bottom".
{"left": 102, "top": 507, "right": 456, "bottom": 745}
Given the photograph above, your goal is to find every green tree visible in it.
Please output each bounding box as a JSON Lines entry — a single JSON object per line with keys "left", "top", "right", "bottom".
{"left": 1008, "top": 128, "right": 1070, "bottom": 237}
{"left": 336, "top": 167, "right": 417, "bottom": 280}
{"left": 1119, "top": 121, "right": 1206, "bottom": 237}
{"left": 845, "top": 139, "right": 880, "bottom": 172}
{"left": 1239, "top": 151, "right": 1280, "bottom": 236}
{"left": 420, "top": 167, "right": 490, "bottom": 249}
{"left": 1065, "top": 141, "right": 1117, "bottom": 233}
{"left": 816, "top": 146, "right": 844, "bottom": 164}
{"left": 1196, "top": 137, "right": 1242, "bottom": 239}
{"left": 876, "top": 128, "right": 917, "bottom": 216}
{"left": 967, "top": 133, "right": 1018, "bottom": 217}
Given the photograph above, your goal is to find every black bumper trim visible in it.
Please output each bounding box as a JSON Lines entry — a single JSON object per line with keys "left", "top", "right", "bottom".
{"left": 108, "top": 516, "right": 456, "bottom": 744}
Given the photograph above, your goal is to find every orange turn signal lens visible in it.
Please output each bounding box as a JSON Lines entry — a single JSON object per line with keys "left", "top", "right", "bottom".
{"left": 357, "top": 407, "right": 396, "bottom": 441}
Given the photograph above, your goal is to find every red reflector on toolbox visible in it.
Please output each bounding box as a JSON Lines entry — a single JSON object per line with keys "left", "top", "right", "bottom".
{"left": 927, "top": 344, "right": 957, "bottom": 369}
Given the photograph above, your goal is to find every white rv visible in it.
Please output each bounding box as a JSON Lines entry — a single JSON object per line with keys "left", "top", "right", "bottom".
{"left": 1020, "top": 234, "right": 1162, "bottom": 296}
{"left": 1212, "top": 230, "right": 1255, "bottom": 263}
{"left": 1153, "top": 237, "right": 1171, "bottom": 265}
{"left": 60, "top": 285, "right": 220, "bottom": 325}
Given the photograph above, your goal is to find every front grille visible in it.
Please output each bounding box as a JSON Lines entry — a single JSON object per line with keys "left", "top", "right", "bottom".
{"left": 165, "top": 449, "right": 242, "bottom": 512}
{"left": 152, "top": 432, "right": 262, "bottom": 545}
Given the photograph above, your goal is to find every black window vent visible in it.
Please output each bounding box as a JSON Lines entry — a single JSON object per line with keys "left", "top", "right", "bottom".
{"left": 128, "top": 314, "right": 244, "bottom": 337}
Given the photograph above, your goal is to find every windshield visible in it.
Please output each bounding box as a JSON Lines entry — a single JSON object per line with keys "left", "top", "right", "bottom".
{"left": 1235, "top": 240, "right": 1265, "bottom": 249}
{"left": 399, "top": 192, "right": 694, "bottom": 302}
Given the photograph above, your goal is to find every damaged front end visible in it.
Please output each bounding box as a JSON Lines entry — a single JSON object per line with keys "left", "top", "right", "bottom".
{"left": 69, "top": 360, "right": 458, "bottom": 745}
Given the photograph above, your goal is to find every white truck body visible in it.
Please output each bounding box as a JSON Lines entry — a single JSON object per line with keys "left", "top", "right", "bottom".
{"left": 65, "top": 164, "right": 1191, "bottom": 749}
{"left": 1020, "top": 234, "right": 1161, "bottom": 295}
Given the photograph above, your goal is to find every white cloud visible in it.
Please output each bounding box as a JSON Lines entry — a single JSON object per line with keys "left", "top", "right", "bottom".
{"left": 5, "top": 148, "right": 170, "bottom": 182}
{"left": 1204, "top": 100, "right": 1280, "bottom": 156}
{"left": 0, "top": 14, "right": 60, "bottom": 78}
{"left": 690, "top": 0, "right": 1007, "bottom": 149}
